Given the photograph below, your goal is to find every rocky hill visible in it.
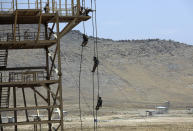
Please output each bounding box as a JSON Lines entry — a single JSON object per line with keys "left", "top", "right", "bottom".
{"left": 6, "top": 30, "right": 193, "bottom": 110}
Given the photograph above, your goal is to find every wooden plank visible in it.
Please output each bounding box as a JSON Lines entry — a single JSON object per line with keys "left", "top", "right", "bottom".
{"left": 49, "top": 45, "right": 58, "bottom": 76}
{"left": 0, "top": 105, "right": 59, "bottom": 111}
{"left": 59, "top": 19, "right": 80, "bottom": 39}
{"left": 0, "top": 80, "right": 58, "bottom": 87}
{"left": 0, "top": 40, "right": 57, "bottom": 49}
{"left": 0, "top": 66, "right": 46, "bottom": 71}
{"left": 0, "top": 14, "right": 90, "bottom": 24}
{"left": 30, "top": 87, "right": 48, "bottom": 102}
{"left": 42, "top": 84, "right": 60, "bottom": 100}
{"left": 22, "top": 88, "right": 29, "bottom": 122}
{"left": 0, "top": 120, "right": 60, "bottom": 127}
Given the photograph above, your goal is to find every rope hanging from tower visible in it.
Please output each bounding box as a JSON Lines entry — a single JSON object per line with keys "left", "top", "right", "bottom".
{"left": 78, "top": 0, "right": 87, "bottom": 130}
{"left": 77, "top": 0, "right": 101, "bottom": 130}
{"left": 91, "top": 0, "right": 102, "bottom": 130}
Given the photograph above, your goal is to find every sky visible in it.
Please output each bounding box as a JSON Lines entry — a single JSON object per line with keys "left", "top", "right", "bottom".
{"left": 75, "top": 0, "right": 193, "bottom": 45}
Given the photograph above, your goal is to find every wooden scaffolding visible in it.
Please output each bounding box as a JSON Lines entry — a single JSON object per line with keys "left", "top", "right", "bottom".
{"left": 0, "top": 0, "right": 90, "bottom": 130}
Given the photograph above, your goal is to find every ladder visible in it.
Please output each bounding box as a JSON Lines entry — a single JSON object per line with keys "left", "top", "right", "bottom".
{"left": 0, "top": 72, "right": 10, "bottom": 108}
{"left": 0, "top": 50, "right": 8, "bottom": 69}
{"left": 0, "top": 87, "right": 10, "bottom": 108}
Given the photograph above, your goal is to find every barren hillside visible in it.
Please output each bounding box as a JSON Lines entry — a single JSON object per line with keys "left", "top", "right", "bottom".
{"left": 6, "top": 30, "right": 193, "bottom": 110}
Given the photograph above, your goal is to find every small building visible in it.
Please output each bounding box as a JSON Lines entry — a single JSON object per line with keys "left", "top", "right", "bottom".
{"left": 146, "top": 110, "right": 155, "bottom": 117}
{"left": 53, "top": 108, "right": 68, "bottom": 120}
{"left": 186, "top": 106, "right": 193, "bottom": 114}
{"left": 155, "top": 106, "right": 168, "bottom": 114}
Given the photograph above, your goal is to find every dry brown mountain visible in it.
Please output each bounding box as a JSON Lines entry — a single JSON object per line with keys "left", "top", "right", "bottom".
{"left": 6, "top": 30, "right": 193, "bottom": 110}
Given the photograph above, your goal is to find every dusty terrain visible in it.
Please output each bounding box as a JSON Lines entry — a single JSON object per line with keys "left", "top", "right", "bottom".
{"left": 6, "top": 29, "right": 193, "bottom": 108}
{"left": 2, "top": 27, "right": 193, "bottom": 130}
{"left": 3, "top": 109, "right": 193, "bottom": 130}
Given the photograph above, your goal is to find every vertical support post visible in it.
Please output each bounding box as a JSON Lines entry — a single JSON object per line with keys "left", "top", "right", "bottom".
{"left": 56, "top": 11, "right": 64, "bottom": 131}
{"left": 34, "top": 88, "right": 38, "bottom": 131}
{"left": 28, "top": 0, "right": 30, "bottom": 9}
{"left": 33, "top": 87, "right": 38, "bottom": 115}
{"left": 77, "top": 0, "right": 80, "bottom": 15}
{"left": 16, "top": 0, "right": 17, "bottom": 9}
{"left": 45, "top": 23, "right": 48, "bottom": 40}
{"left": 46, "top": 48, "right": 51, "bottom": 131}
{"left": 52, "top": 0, "right": 55, "bottom": 13}
{"left": 22, "top": 88, "right": 29, "bottom": 122}
{"left": 0, "top": 112, "right": 3, "bottom": 131}
{"left": 37, "top": 0, "right": 39, "bottom": 9}
{"left": 12, "top": 0, "right": 14, "bottom": 11}
{"left": 13, "top": 87, "right": 17, "bottom": 131}
{"left": 0, "top": 86, "right": 3, "bottom": 131}
{"left": 14, "top": 10, "right": 18, "bottom": 42}
{"left": 40, "top": 0, "right": 42, "bottom": 10}
{"left": 71, "top": 0, "right": 74, "bottom": 16}
{"left": 47, "top": 0, "right": 49, "bottom": 12}
{"left": 36, "top": 11, "right": 42, "bottom": 43}
{"left": 65, "top": 0, "right": 67, "bottom": 16}
{"left": 59, "top": 0, "right": 61, "bottom": 15}
{"left": 1, "top": 2, "right": 2, "bottom": 11}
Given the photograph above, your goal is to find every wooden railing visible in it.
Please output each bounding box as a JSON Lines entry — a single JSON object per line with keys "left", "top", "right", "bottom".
{"left": 0, "top": 70, "right": 56, "bottom": 83}
{"left": 0, "top": 0, "right": 81, "bottom": 16}
{"left": 0, "top": 32, "right": 46, "bottom": 42}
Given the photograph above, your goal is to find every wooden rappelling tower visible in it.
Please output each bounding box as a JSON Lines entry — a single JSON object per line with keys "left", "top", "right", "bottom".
{"left": 0, "top": 0, "right": 90, "bottom": 130}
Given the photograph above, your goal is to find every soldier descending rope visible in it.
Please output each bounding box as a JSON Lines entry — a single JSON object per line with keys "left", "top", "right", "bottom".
{"left": 96, "top": 97, "right": 102, "bottom": 110}
{"left": 92, "top": 56, "right": 99, "bottom": 72}
{"left": 81, "top": 34, "right": 88, "bottom": 47}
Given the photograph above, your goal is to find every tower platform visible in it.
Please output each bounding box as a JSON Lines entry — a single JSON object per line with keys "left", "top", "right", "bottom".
{"left": 0, "top": 9, "right": 90, "bottom": 24}
{"left": 0, "top": 40, "right": 57, "bottom": 49}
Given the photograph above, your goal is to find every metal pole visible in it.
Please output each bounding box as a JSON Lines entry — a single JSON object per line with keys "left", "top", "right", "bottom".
{"left": 56, "top": 11, "right": 64, "bottom": 131}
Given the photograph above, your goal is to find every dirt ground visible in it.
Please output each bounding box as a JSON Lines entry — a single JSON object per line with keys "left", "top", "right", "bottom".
{"left": 2, "top": 109, "right": 193, "bottom": 131}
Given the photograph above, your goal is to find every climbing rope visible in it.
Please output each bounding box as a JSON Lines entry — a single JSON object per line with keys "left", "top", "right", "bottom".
{"left": 90, "top": 0, "right": 101, "bottom": 130}
{"left": 77, "top": 0, "right": 100, "bottom": 130}
{"left": 93, "top": 0, "right": 101, "bottom": 130}
{"left": 78, "top": 1, "right": 87, "bottom": 129}
{"left": 90, "top": 0, "right": 96, "bottom": 130}
{"left": 63, "top": 54, "right": 93, "bottom": 114}
{"left": 78, "top": 45, "right": 84, "bottom": 130}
